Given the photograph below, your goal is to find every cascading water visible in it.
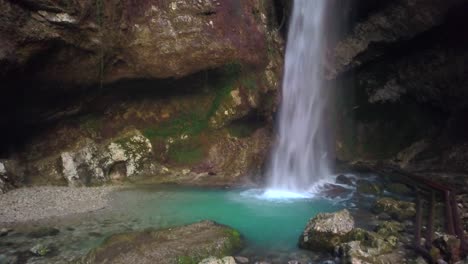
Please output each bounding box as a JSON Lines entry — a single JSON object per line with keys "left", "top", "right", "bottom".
{"left": 266, "top": 0, "right": 332, "bottom": 194}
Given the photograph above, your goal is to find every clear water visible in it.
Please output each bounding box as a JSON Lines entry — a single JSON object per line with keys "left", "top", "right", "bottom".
{"left": 267, "top": 0, "right": 334, "bottom": 192}
{"left": 0, "top": 186, "right": 344, "bottom": 263}
{"left": 109, "top": 186, "right": 342, "bottom": 249}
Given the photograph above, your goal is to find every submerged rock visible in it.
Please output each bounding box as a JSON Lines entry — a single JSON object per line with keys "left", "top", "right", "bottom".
{"left": 234, "top": 256, "right": 249, "bottom": 264}
{"left": 356, "top": 180, "right": 382, "bottom": 196}
{"left": 386, "top": 183, "right": 413, "bottom": 195}
{"left": 299, "top": 209, "right": 355, "bottom": 251}
{"left": 30, "top": 243, "right": 51, "bottom": 256}
{"left": 335, "top": 175, "right": 354, "bottom": 186}
{"left": 81, "top": 220, "right": 243, "bottom": 264}
{"left": 28, "top": 227, "right": 60, "bottom": 238}
{"left": 372, "top": 197, "right": 416, "bottom": 221}
{"left": 0, "top": 228, "right": 12, "bottom": 237}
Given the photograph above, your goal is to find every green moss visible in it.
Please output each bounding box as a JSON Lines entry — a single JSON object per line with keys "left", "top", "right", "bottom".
{"left": 167, "top": 141, "right": 204, "bottom": 165}
{"left": 177, "top": 256, "right": 198, "bottom": 264}
{"left": 143, "top": 113, "right": 207, "bottom": 139}
{"left": 79, "top": 114, "right": 102, "bottom": 134}
{"left": 221, "top": 228, "right": 243, "bottom": 255}
{"left": 137, "top": 62, "right": 264, "bottom": 151}
{"left": 206, "top": 64, "right": 242, "bottom": 119}
{"left": 240, "top": 75, "right": 257, "bottom": 91}
{"left": 141, "top": 63, "right": 249, "bottom": 141}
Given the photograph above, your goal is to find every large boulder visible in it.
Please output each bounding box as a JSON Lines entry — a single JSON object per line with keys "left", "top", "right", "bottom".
{"left": 356, "top": 180, "right": 382, "bottom": 196}
{"left": 299, "top": 209, "right": 355, "bottom": 251}
{"left": 337, "top": 227, "right": 400, "bottom": 264}
{"left": 26, "top": 129, "right": 153, "bottom": 186}
{"left": 81, "top": 220, "right": 243, "bottom": 264}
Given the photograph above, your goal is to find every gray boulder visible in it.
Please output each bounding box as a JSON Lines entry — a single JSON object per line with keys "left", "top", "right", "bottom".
{"left": 299, "top": 209, "right": 355, "bottom": 251}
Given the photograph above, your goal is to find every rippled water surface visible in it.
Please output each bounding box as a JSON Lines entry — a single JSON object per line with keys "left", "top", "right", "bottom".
{"left": 0, "top": 185, "right": 346, "bottom": 263}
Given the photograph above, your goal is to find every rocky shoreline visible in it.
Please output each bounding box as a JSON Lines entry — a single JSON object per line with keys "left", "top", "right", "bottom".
{"left": 0, "top": 186, "right": 118, "bottom": 224}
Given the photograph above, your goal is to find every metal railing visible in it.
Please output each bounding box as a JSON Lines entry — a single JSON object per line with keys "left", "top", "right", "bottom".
{"left": 370, "top": 165, "right": 467, "bottom": 263}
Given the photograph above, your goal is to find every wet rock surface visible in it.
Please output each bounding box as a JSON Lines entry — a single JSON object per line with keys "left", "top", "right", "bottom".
{"left": 299, "top": 209, "right": 355, "bottom": 251}
{"left": 0, "top": 0, "right": 284, "bottom": 191}
{"left": 80, "top": 220, "right": 242, "bottom": 264}
{"left": 372, "top": 197, "right": 416, "bottom": 221}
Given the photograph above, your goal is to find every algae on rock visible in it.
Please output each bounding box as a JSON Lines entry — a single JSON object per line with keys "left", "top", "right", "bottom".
{"left": 81, "top": 220, "right": 243, "bottom": 264}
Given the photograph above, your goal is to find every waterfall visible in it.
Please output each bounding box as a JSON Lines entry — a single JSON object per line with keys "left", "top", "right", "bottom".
{"left": 267, "top": 0, "right": 332, "bottom": 193}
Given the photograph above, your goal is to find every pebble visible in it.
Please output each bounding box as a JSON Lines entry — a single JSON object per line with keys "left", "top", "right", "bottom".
{"left": 30, "top": 243, "right": 51, "bottom": 256}
{"left": 235, "top": 256, "right": 249, "bottom": 263}
{"left": 0, "top": 227, "right": 11, "bottom": 236}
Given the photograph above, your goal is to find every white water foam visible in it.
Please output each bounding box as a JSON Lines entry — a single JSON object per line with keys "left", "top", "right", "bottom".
{"left": 266, "top": 0, "right": 334, "bottom": 193}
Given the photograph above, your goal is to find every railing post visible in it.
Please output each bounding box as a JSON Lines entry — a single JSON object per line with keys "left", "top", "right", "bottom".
{"left": 425, "top": 191, "right": 435, "bottom": 250}
{"left": 445, "top": 190, "right": 455, "bottom": 235}
{"left": 415, "top": 191, "right": 422, "bottom": 248}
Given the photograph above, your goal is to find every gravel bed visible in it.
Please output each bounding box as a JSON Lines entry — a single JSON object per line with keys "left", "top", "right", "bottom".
{"left": 0, "top": 186, "right": 118, "bottom": 224}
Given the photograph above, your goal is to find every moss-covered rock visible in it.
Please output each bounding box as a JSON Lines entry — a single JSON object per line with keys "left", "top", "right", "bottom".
{"left": 356, "top": 180, "right": 382, "bottom": 196}
{"left": 299, "top": 209, "right": 355, "bottom": 251}
{"left": 374, "top": 221, "right": 404, "bottom": 237}
{"left": 335, "top": 174, "right": 354, "bottom": 186}
{"left": 25, "top": 129, "right": 153, "bottom": 187}
{"left": 372, "top": 197, "right": 416, "bottom": 221}
{"left": 339, "top": 228, "right": 399, "bottom": 263}
{"left": 30, "top": 243, "right": 51, "bottom": 257}
{"left": 81, "top": 221, "right": 243, "bottom": 264}
{"left": 433, "top": 234, "right": 462, "bottom": 262}
{"left": 386, "top": 183, "right": 413, "bottom": 195}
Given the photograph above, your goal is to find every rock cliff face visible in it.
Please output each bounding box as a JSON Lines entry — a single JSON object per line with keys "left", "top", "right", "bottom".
{"left": 332, "top": 0, "right": 468, "bottom": 174}
{"left": 0, "top": 0, "right": 284, "bottom": 190}
{"left": 1, "top": 0, "right": 268, "bottom": 83}
{"left": 3, "top": 0, "right": 468, "bottom": 190}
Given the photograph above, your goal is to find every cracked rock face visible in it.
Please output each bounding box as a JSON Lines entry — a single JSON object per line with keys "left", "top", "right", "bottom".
{"left": 1, "top": 0, "right": 267, "bottom": 84}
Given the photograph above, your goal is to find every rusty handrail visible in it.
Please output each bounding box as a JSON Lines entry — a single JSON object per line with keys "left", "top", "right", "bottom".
{"left": 368, "top": 165, "right": 467, "bottom": 261}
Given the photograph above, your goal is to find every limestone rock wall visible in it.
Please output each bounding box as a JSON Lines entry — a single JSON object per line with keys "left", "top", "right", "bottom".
{"left": 332, "top": 0, "right": 468, "bottom": 173}
{"left": 0, "top": 0, "right": 285, "bottom": 190}
{"left": 1, "top": 0, "right": 268, "bottom": 84}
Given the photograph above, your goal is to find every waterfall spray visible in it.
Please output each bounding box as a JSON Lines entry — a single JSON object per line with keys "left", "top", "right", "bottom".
{"left": 267, "top": 0, "right": 332, "bottom": 194}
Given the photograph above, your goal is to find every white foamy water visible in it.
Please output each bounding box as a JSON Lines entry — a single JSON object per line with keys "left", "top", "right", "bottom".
{"left": 267, "top": 0, "right": 333, "bottom": 194}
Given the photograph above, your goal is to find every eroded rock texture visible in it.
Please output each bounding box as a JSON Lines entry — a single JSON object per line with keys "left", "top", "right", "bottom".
{"left": 1, "top": 0, "right": 268, "bottom": 83}
{"left": 0, "top": 0, "right": 284, "bottom": 189}
{"left": 82, "top": 220, "right": 242, "bottom": 264}
{"left": 333, "top": 0, "right": 468, "bottom": 174}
